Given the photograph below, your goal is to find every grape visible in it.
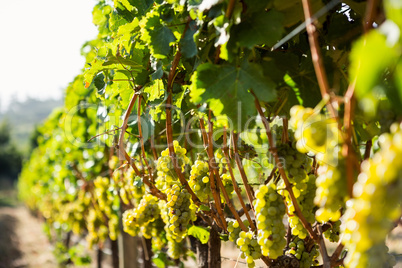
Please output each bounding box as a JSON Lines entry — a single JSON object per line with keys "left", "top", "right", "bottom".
{"left": 286, "top": 237, "right": 319, "bottom": 268}
{"left": 122, "top": 194, "right": 160, "bottom": 236}
{"left": 220, "top": 173, "right": 234, "bottom": 203}
{"left": 227, "top": 219, "right": 250, "bottom": 242}
{"left": 342, "top": 123, "right": 402, "bottom": 268}
{"left": 188, "top": 160, "right": 211, "bottom": 202}
{"left": 236, "top": 231, "right": 262, "bottom": 268}
{"left": 156, "top": 141, "right": 190, "bottom": 192}
{"left": 323, "top": 220, "right": 341, "bottom": 243}
{"left": 254, "top": 184, "right": 287, "bottom": 259}
{"left": 166, "top": 184, "right": 196, "bottom": 242}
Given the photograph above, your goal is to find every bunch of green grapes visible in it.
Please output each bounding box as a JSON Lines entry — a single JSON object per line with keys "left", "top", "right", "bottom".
{"left": 142, "top": 217, "right": 167, "bottom": 251}
{"left": 220, "top": 173, "right": 234, "bottom": 202}
{"left": 314, "top": 159, "right": 347, "bottom": 223}
{"left": 323, "top": 220, "right": 341, "bottom": 243}
{"left": 122, "top": 194, "right": 161, "bottom": 236}
{"left": 278, "top": 172, "right": 316, "bottom": 239}
{"left": 156, "top": 140, "right": 190, "bottom": 191}
{"left": 254, "top": 184, "right": 286, "bottom": 259}
{"left": 118, "top": 168, "right": 145, "bottom": 205}
{"left": 108, "top": 155, "right": 120, "bottom": 170}
{"left": 236, "top": 231, "right": 262, "bottom": 267}
{"left": 94, "top": 176, "right": 114, "bottom": 216}
{"left": 277, "top": 143, "right": 312, "bottom": 187}
{"left": 159, "top": 200, "right": 187, "bottom": 260}
{"left": 286, "top": 237, "right": 319, "bottom": 268}
{"left": 342, "top": 123, "right": 402, "bottom": 268}
{"left": 188, "top": 160, "right": 211, "bottom": 202}
{"left": 86, "top": 208, "right": 109, "bottom": 248}
{"left": 289, "top": 105, "right": 341, "bottom": 156}
{"left": 227, "top": 219, "right": 250, "bottom": 242}
{"left": 166, "top": 184, "right": 196, "bottom": 242}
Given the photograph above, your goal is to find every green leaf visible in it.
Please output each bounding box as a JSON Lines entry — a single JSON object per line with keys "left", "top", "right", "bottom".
{"left": 229, "top": 9, "right": 284, "bottom": 48}
{"left": 199, "top": 204, "right": 210, "bottom": 211}
{"left": 94, "top": 73, "right": 106, "bottom": 95}
{"left": 141, "top": 14, "right": 176, "bottom": 58}
{"left": 180, "top": 21, "right": 198, "bottom": 59}
{"left": 188, "top": 225, "right": 210, "bottom": 244}
{"left": 190, "top": 61, "right": 276, "bottom": 131}
{"left": 351, "top": 29, "right": 398, "bottom": 98}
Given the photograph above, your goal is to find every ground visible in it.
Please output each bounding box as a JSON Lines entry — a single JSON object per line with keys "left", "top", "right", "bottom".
{"left": 1, "top": 188, "right": 402, "bottom": 268}
{"left": 0, "top": 206, "right": 56, "bottom": 268}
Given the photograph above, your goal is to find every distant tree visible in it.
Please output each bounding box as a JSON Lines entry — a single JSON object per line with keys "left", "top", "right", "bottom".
{"left": 0, "top": 120, "right": 22, "bottom": 182}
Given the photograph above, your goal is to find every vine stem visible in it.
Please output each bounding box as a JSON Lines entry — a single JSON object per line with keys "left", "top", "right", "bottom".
{"left": 117, "top": 94, "right": 166, "bottom": 198}
{"left": 301, "top": 0, "right": 337, "bottom": 119}
{"left": 364, "top": 140, "right": 372, "bottom": 160}
{"left": 118, "top": 92, "right": 138, "bottom": 162}
{"left": 137, "top": 96, "right": 155, "bottom": 183}
{"left": 223, "top": 128, "right": 256, "bottom": 231}
{"left": 343, "top": 80, "right": 357, "bottom": 198}
{"left": 208, "top": 112, "right": 245, "bottom": 231}
{"left": 199, "top": 118, "right": 227, "bottom": 230}
{"left": 231, "top": 131, "right": 255, "bottom": 212}
{"left": 252, "top": 93, "right": 317, "bottom": 241}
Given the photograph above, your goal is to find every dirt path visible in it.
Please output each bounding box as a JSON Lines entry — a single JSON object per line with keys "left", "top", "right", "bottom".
{"left": 0, "top": 206, "right": 56, "bottom": 268}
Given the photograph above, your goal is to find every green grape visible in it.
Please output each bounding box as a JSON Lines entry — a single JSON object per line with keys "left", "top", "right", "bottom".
{"left": 278, "top": 164, "right": 317, "bottom": 239}
{"left": 236, "top": 231, "right": 262, "bottom": 268}
{"left": 159, "top": 200, "right": 187, "bottom": 259}
{"left": 314, "top": 159, "right": 347, "bottom": 223}
{"left": 87, "top": 208, "right": 108, "bottom": 248}
{"left": 254, "top": 184, "right": 287, "bottom": 259}
{"left": 188, "top": 160, "right": 211, "bottom": 202}
{"left": 286, "top": 237, "right": 319, "bottom": 268}
{"left": 156, "top": 141, "right": 190, "bottom": 192}
{"left": 220, "top": 173, "right": 234, "bottom": 202}
{"left": 323, "top": 220, "right": 341, "bottom": 243}
{"left": 122, "top": 194, "right": 160, "bottom": 237}
{"left": 166, "top": 184, "right": 196, "bottom": 242}
{"left": 227, "top": 219, "right": 250, "bottom": 242}
{"left": 289, "top": 105, "right": 341, "bottom": 159}
{"left": 342, "top": 123, "right": 402, "bottom": 268}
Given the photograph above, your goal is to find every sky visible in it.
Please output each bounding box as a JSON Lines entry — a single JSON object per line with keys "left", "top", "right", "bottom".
{"left": 0, "top": 0, "right": 99, "bottom": 111}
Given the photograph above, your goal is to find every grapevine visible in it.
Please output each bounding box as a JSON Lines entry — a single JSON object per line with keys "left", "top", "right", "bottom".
{"left": 15, "top": 0, "right": 402, "bottom": 267}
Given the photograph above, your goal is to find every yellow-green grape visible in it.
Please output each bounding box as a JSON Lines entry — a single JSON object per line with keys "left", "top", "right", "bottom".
{"left": 87, "top": 208, "right": 108, "bottom": 248}
{"left": 315, "top": 160, "right": 347, "bottom": 223}
{"left": 121, "top": 168, "right": 145, "bottom": 205}
{"left": 167, "top": 239, "right": 187, "bottom": 260}
{"left": 220, "top": 173, "right": 234, "bottom": 202}
{"left": 122, "top": 209, "right": 140, "bottom": 236}
{"left": 108, "top": 214, "right": 119, "bottom": 241}
{"left": 94, "top": 176, "right": 114, "bottom": 216}
{"left": 227, "top": 219, "right": 250, "bottom": 242}
{"left": 278, "top": 173, "right": 316, "bottom": 240}
{"left": 277, "top": 143, "right": 312, "bottom": 186}
{"left": 342, "top": 123, "right": 402, "bottom": 268}
{"left": 323, "top": 220, "right": 341, "bottom": 243}
{"left": 286, "top": 237, "right": 319, "bottom": 268}
{"left": 108, "top": 155, "right": 119, "bottom": 170}
{"left": 122, "top": 194, "right": 160, "bottom": 237}
{"left": 290, "top": 105, "right": 341, "bottom": 159}
{"left": 236, "top": 231, "right": 262, "bottom": 268}
{"left": 188, "top": 160, "right": 211, "bottom": 202}
{"left": 159, "top": 200, "right": 186, "bottom": 259}
{"left": 156, "top": 141, "right": 190, "bottom": 192}
{"left": 255, "top": 184, "right": 286, "bottom": 259}
{"left": 166, "top": 184, "right": 196, "bottom": 242}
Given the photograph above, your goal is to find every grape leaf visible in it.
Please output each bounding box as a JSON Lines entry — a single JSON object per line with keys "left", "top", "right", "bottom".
{"left": 188, "top": 225, "right": 210, "bottom": 244}
{"left": 141, "top": 14, "right": 176, "bottom": 58}
{"left": 190, "top": 61, "right": 276, "bottom": 131}
{"left": 229, "top": 9, "right": 284, "bottom": 48}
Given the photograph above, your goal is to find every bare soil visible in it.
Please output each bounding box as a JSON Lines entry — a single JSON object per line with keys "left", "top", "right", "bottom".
{"left": 0, "top": 206, "right": 56, "bottom": 268}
